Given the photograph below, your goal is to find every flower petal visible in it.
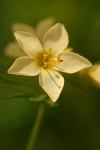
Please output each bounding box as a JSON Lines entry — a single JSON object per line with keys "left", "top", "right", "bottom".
{"left": 39, "top": 69, "right": 64, "bottom": 102}
{"left": 55, "top": 52, "right": 92, "bottom": 73}
{"left": 43, "top": 23, "right": 69, "bottom": 56}
{"left": 88, "top": 64, "right": 100, "bottom": 88}
{"left": 12, "top": 23, "right": 35, "bottom": 32}
{"left": 36, "top": 17, "right": 56, "bottom": 41}
{"left": 14, "top": 31, "right": 43, "bottom": 57}
{"left": 5, "top": 42, "right": 26, "bottom": 58}
{"left": 8, "top": 56, "right": 40, "bottom": 76}
{"left": 62, "top": 47, "right": 73, "bottom": 53}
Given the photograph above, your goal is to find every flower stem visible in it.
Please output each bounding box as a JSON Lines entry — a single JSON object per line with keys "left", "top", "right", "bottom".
{"left": 26, "top": 103, "right": 45, "bottom": 150}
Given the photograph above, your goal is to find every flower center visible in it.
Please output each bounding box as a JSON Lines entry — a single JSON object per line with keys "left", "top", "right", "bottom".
{"left": 36, "top": 49, "right": 63, "bottom": 70}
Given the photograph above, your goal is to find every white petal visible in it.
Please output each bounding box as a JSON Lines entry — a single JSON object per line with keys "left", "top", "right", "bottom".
{"left": 55, "top": 52, "right": 92, "bottom": 73}
{"left": 36, "top": 17, "right": 56, "bottom": 41}
{"left": 8, "top": 56, "right": 40, "bottom": 76}
{"left": 12, "top": 23, "right": 34, "bottom": 32}
{"left": 39, "top": 69, "right": 64, "bottom": 102}
{"left": 14, "top": 31, "right": 43, "bottom": 57}
{"left": 62, "top": 47, "right": 73, "bottom": 53}
{"left": 5, "top": 42, "right": 26, "bottom": 58}
{"left": 88, "top": 64, "right": 100, "bottom": 88}
{"left": 43, "top": 23, "right": 69, "bottom": 56}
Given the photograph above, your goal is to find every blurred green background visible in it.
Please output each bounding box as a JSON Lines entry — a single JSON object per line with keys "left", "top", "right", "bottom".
{"left": 0, "top": 0, "right": 100, "bottom": 150}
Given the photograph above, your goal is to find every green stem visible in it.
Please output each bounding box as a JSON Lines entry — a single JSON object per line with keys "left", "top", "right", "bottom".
{"left": 26, "top": 104, "right": 45, "bottom": 150}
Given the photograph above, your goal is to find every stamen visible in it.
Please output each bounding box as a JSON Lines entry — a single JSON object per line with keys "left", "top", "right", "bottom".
{"left": 57, "top": 56, "right": 63, "bottom": 62}
{"left": 43, "top": 62, "right": 47, "bottom": 68}
{"left": 43, "top": 54, "right": 48, "bottom": 61}
{"left": 46, "top": 48, "right": 51, "bottom": 56}
{"left": 36, "top": 48, "right": 56, "bottom": 69}
{"left": 48, "top": 48, "right": 51, "bottom": 51}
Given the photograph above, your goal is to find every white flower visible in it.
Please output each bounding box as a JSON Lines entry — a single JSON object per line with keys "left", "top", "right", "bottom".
{"left": 5, "top": 17, "right": 56, "bottom": 58}
{"left": 8, "top": 23, "right": 92, "bottom": 102}
{"left": 88, "top": 64, "right": 100, "bottom": 88}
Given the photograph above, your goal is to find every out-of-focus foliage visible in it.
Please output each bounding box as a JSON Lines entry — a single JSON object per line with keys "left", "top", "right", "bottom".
{"left": 0, "top": 0, "right": 100, "bottom": 150}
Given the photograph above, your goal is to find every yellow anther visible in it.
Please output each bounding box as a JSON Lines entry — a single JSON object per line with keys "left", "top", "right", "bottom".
{"left": 36, "top": 49, "right": 56, "bottom": 70}
{"left": 43, "top": 53, "right": 48, "bottom": 57}
{"left": 57, "top": 56, "right": 63, "bottom": 62}
{"left": 43, "top": 62, "right": 47, "bottom": 67}
{"left": 48, "top": 48, "right": 51, "bottom": 51}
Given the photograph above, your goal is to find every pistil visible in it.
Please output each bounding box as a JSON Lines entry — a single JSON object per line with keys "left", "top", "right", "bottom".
{"left": 36, "top": 49, "right": 63, "bottom": 70}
